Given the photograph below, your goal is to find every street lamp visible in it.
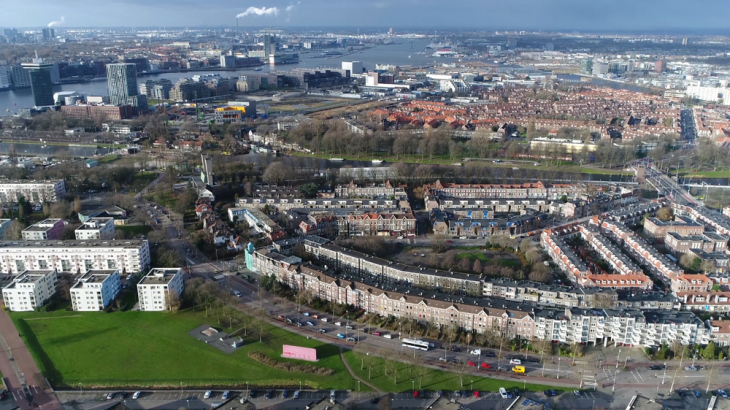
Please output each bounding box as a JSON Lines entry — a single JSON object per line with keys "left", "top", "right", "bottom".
{"left": 612, "top": 369, "right": 619, "bottom": 393}
{"left": 662, "top": 362, "right": 667, "bottom": 385}
{"left": 557, "top": 357, "right": 561, "bottom": 379}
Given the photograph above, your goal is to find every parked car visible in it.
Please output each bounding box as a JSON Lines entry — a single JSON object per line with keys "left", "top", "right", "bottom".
{"left": 294, "top": 391, "right": 300, "bottom": 399}
{"left": 694, "top": 390, "right": 701, "bottom": 398}
{"left": 318, "top": 329, "right": 326, "bottom": 333}
{"left": 106, "top": 392, "right": 115, "bottom": 400}
{"left": 372, "top": 332, "right": 381, "bottom": 336}
{"left": 499, "top": 388, "right": 512, "bottom": 399}
{"left": 265, "top": 390, "right": 274, "bottom": 399}
{"left": 451, "top": 347, "right": 460, "bottom": 352}
{"left": 685, "top": 366, "right": 698, "bottom": 371}
{"left": 544, "top": 390, "right": 557, "bottom": 397}
{"left": 650, "top": 365, "right": 664, "bottom": 371}
{"left": 439, "top": 357, "right": 448, "bottom": 362}
{"left": 346, "top": 337, "right": 357, "bottom": 342}
{"left": 222, "top": 391, "right": 230, "bottom": 400}
{"left": 573, "top": 390, "right": 581, "bottom": 396}
{"left": 480, "top": 363, "right": 491, "bottom": 370}
{"left": 345, "top": 325, "right": 354, "bottom": 330}
{"left": 484, "top": 351, "right": 496, "bottom": 357}
{"left": 335, "top": 321, "right": 342, "bottom": 326}
{"left": 306, "top": 321, "right": 314, "bottom": 326}
{"left": 132, "top": 392, "right": 141, "bottom": 399}
{"left": 282, "top": 390, "right": 289, "bottom": 399}
{"left": 717, "top": 389, "right": 727, "bottom": 398}
{"left": 383, "top": 334, "right": 392, "bottom": 339}
{"left": 473, "top": 391, "right": 480, "bottom": 398}
{"left": 509, "top": 359, "right": 522, "bottom": 365}
{"left": 525, "top": 356, "right": 540, "bottom": 363}
{"left": 311, "top": 314, "right": 318, "bottom": 319}
{"left": 330, "top": 390, "right": 336, "bottom": 400}
{"left": 302, "top": 312, "right": 310, "bottom": 316}
{"left": 337, "top": 333, "right": 345, "bottom": 339}
{"left": 467, "top": 361, "right": 477, "bottom": 367}
{"left": 204, "top": 391, "right": 212, "bottom": 399}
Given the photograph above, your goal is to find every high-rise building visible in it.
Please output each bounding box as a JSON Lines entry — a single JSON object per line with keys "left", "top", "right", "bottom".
{"left": 655, "top": 61, "right": 666, "bottom": 74}
{"left": 22, "top": 61, "right": 54, "bottom": 107}
{"left": 106, "top": 63, "right": 147, "bottom": 110}
{"left": 682, "top": 37, "right": 688, "bottom": 46}
{"left": 0, "top": 66, "right": 11, "bottom": 90}
{"left": 41, "top": 27, "right": 55, "bottom": 41}
{"left": 341, "top": 61, "right": 363, "bottom": 77}
{"left": 220, "top": 54, "right": 236, "bottom": 68}
{"left": 581, "top": 59, "right": 593, "bottom": 75}
{"left": 263, "top": 34, "right": 275, "bottom": 58}
{"left": 9, "top": 65, "right": 31, "bottom": 88}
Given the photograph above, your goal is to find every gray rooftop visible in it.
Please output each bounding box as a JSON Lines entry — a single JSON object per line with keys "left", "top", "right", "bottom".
{"left": 138, "top": 268, "right": 181, "bottom": 285}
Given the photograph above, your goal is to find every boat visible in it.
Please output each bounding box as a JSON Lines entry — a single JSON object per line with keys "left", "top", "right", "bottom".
{"left": 253, "top": 68, "right": 262, "bottom": 71}
{"left": 329, "top": 158, "right": 344, "bottom": 161}
{"left": 371, "top": 159, "right": 384, "bottom": 164}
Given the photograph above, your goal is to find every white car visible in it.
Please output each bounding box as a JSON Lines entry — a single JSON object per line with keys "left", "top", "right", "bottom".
{"left": 470, "top": 349, "right": 481, "bottom": 355}
{"left": 499, "top": 388, "right": 509, "bottom": 399}
{"left": 132, "top": 392, "right": 141, "bottom": 400}
{"left": 204, "top": 391, "right": 212, "bottom": 399}
{"left": 509, "top": 359, "right": 521, "bottom": 365}
{"left": 335, "top": 321, "right": 342, "bottom": 326}
{"left": 383, "top": 334, "right": 392, "bottom": 339}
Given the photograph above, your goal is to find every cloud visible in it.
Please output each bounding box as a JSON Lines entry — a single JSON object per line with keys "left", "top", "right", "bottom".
{"left": 47, "top": 16, "right": 65, "bottom": 27}
{"left": 285, "top": 2, "right": 300, "bottom": 12}
{"left": 236, "top": 7, "right": 279, "bottom": 18}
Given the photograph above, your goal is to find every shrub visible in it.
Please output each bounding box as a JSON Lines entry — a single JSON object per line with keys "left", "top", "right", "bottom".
{"left": 248, "top": 351, "right": 334, "bottom": 376}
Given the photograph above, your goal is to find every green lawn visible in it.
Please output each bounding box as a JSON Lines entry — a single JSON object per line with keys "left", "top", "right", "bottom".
{"left": 681, "top": 171, "right": 730, "bottom": 178}
{"left": 343, "top": 350, "right": 553, "bottom": 393}
{"left": 116, "top": 225, "right": 152, "bottom": 236}
{"left": 98, "top": 154, "right": 121, "bottom": 164}
{"left": 456, "top": 252, "right": 519, "bottom": 267}
{"left": 12, "top": 309, "right": 358, "bottom": 390}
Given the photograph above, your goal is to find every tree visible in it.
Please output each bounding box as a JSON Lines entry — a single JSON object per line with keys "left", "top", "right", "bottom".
{"left": 528, "top": 269, "right": 551, "bottom": 283}
{"left": 3, "top": 220, "right": 26, "bottom": 240}
{"left": 299, "top": 182, "right": 318, "bottom": 199}
{"left": 50, "top": 201, "right": 71, "bottom": 219}
{"left": 472, "top": 259, "right": 483, "bottom": 274}
{"left": 680, "top": 253, "right": 702, "bottom": 272}
{"left": 17, "top": 195, "right": 31, "bottom": 220}
{"left": 702, "top": 341, "right": 716, "bottom": 360}
{"left": 73, "top": 197, "right": 82, "bottom": 214}
{"left": 457, "top": 257, "right": 472, "bottom": 272}
{"left": 701, "top": 260, "right": 717, "bottom": 274}
{"left": 262, "top": 162, "right": 291, "bottom": 185}
{"left": 158, "top": 248, "right": 183, "bottom": 268}
{"left": 42, "top": 202, "right": 51, "bottom": 217}
{"left": 656, "top": 207, "right": 673, "bottom": 221}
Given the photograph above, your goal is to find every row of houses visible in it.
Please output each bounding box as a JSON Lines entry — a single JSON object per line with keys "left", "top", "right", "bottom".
{"left": 430, "top": 208, "right": 548, "bottom": 238}
{"left": 2, "top": 267, "right": 182, "bottom": 312}
{"left": 234, "top": 197, "right": 407, "bottom": 212}
{"left": 422, "top": 181, "right": 586, "bottom": 201}
{"left": 248, "top": 244, "right": 717, "bottom": 348}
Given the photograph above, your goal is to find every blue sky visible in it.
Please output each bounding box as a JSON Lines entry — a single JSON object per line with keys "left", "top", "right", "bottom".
{"left": 2, "top": 0, "right": 730, "bottom": 32}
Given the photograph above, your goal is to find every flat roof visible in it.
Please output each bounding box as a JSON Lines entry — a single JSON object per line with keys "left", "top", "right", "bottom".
{"left": 3, "top": 270, "right": 54, "bottom": 289}
{"left": 138, "top": 268, "right": 181, "bottom": 285}
{"left": 0, "top": 240, "right": 146, "bottom": 249}
{"left": 72, "top": 270, "right": 117, "bottom": 288}
{"left": 77, "top": 217, "right": 115, "bottom": 230}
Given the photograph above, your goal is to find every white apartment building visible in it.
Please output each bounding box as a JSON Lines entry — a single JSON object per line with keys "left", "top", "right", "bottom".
{"left": 21, "top": 218, "right": 64, "bottom": 241}
{"left": 685, "top": 85, "right": 730, "bottom": 105}
{"left": 70, "top": 269, "right": 121, "bottom": 311}
{"left": 0, "top": 240, "right": 150, "bottom": 274}
{"left": 137, "top": 268, "right": 184, "bottom": 311}
{"left": 2, "top": 270, "right": 57, "bottom": 311}
{"left": 0, "top": 180, "right": 66, "bottom": 203}
{"left": 74, "top": 217, "right": 115, "bottom": 240}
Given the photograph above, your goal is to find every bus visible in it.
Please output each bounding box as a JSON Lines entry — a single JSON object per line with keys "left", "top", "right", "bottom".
{"left": 401, "top": 338, "right": 430, "bottom": 351}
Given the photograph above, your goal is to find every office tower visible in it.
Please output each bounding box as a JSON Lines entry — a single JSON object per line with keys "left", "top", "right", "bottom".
{"left": 263, "top": 34, "right": 275, "bottom": 58}
{"left": 106, "top": 63, "right": 147, "bottom": 109}
{"left": 682, "top": 37, "right": 688, "bottom": 46}
{"left": 42, "top": 27, "right": 55, "bottom": 41}
{"left": 22, "top": 62, "right": 54, "bottom": 107}
{"left": 9, "top": 65, "right": 31, "bottom": 88}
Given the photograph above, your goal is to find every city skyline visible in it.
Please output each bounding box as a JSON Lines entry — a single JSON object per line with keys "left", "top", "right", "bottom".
{"left": 2, "top": 0, "right": 730, "bottom": 33}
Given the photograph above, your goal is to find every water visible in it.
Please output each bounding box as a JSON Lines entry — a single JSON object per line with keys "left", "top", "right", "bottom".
{"left": 0, "top": 39, "right": 455, "bottom": 115}
{"left": 0, "top": 142, "right": 114, "bottom": 157}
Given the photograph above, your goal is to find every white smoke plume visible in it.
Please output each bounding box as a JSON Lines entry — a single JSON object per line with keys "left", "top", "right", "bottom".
{"left": 47, "top": 16, "right": 65, "bottom": 27}
{"left": 236, "top": 7, "right": 279, "bottom": 18}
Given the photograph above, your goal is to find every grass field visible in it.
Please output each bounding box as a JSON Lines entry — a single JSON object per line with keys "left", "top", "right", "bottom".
{"left": 342, "top": 351, "right": 553, "bottom": 393}
{"left": 455, "top": 252, "right": 520, "bottom": 267}
{"left": 12, "top": 309, "right": 358, "bottom": 390}
{"left": 681, "top": 171, "right": 730, "bottom": 178}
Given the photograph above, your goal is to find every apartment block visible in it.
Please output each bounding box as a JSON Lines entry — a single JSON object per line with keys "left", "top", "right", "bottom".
{"left": 235, "top": 197, "right": 403, "bottom": 212}
{"left": 441, "top": 211, "right": 547, "bottom": 238}
{"left": 428, "top": 198, "right": 551, "bottom": 214}
{"left": 75, "top": 217, "right": 115, "bottom": 240}
{"left": 423, "top": 181, "right": 585, "bottom": 200}
{"left": 672, "top": 203, "right": 730, "bottom": 237}
{"left": 607, "top": 201, "right": 663, "bottom": 225}
{"left": 335, "top": 181, "right": 406, "bottom": 199}
{"left": 137, "top": 268, "right": 184, "bottom": 311}
{"left": 256, "top": 245, "right": 709, "bottom": 348}
{"left": 665, "top": 232, "right": 728, "bottom": 256}
{"left": 21, "top": 219, "right": 64, "bottom": 240}
{"left": 0, "top": 180, "right": 66, "bottom": 203}
{"left": 671, "top": 274, "right": 713, "bottom": 293}
{"left": 2, "top": 270, "right": 57, "bottom": 311}
{"left": 643, "top": 216, "right": 704, "bottom": 239}
{"left": 0, "top": 240, "right": 150, "bottom": 274}
{"left": 70, "top": 270, "right": 121, "bottom": 311}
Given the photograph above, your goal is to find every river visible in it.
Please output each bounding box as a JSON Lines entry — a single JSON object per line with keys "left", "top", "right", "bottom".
{"left": 0, "top": 142, "right": 114, "bottom": 157}
{"left": 0, "top": 39, "right": 448, "bottom": 114}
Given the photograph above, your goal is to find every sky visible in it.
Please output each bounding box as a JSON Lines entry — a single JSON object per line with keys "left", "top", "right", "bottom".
{"left": 3, "top": 0, "right": 730, "bottom": 33}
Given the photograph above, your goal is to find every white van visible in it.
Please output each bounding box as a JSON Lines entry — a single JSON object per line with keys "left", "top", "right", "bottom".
{"left": 383, "top": 334, "right": 392, "bottom": 339}
{"left": 335, "top": 321, "right": 342, "bottom": 326}
{"left": 499, "top": 388, "right": 509, "bottom": 399}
